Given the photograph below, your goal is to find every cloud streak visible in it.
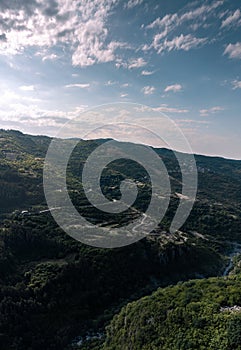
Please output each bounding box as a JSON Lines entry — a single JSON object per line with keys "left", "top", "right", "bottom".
{"left": 164, "top": 84, "right": 182, "bottom": 93}
{"left": 154, "top": 34, "right": 207, "bottom": 54}
{"left": 231, "top": 80, "right": 241, "bottom": 90}
{"left": 141, "top": 86, "right": 155, "bottom": 95}
{"left": 145, "top": 1, "right": 223, "bottom": 54}
{"left": 127, "top": 57, "right": 147, "bottom": 69}
{"left": 221, "top": 9, "right": 241, "bottom": 28}
{"left": 42, "top": 53, "right": 59, "bottom": 62}
{"left": 147, "top": 2, "right": 224, "bottom": 31}
{"left": 141, "top": 70, "right": 155, "bottom": 76}
{"left": 154, "top": 104, "right": 189, "bottom": 114}
{"left": 19, "top": 85, "right": 35, "bottom": 91}
{"left": 125, "top": 0, "right": 143, "bottom": 9}
{"left": 65, "top": 83, "right": 90, "bottom": 89}
{"left": 224, "top": 42, "right": 241, "bottom": 59}
{"left": 200, "top": 106, "right": 224, "bottom": 117}
{"left": 116, "top": 57, "right": 147, "bottom": 69}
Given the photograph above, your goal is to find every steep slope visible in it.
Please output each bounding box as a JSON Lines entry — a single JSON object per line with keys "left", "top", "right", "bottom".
{"left": 103, "top": 275, "right": 241, "bottom": 350}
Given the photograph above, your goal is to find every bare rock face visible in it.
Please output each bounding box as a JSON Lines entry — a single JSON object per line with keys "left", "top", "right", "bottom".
{"left": 221, "top": 305, "right": 241, "bottom": 313}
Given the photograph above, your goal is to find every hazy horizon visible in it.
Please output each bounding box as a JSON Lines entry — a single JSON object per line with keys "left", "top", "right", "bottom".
{"left": 2, "top": 126, "right": 241, "bottom": 161}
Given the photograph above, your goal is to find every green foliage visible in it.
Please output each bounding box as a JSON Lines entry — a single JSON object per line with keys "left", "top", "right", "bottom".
{"left": 104, "top": 276, "right": 241, "bottom": 350}
{"left": 0, "top": 129, "right": 241, "bottom": 349}
{"left": 0, "top": 214, "right": 225, "bottom": 349}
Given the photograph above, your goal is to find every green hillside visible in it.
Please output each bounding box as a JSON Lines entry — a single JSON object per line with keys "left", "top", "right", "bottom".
{"left": 0, "top": 129, "right": 241, "bottom": 349}
{"left": 103, "top": 275, "right": 241, "bottom": 350}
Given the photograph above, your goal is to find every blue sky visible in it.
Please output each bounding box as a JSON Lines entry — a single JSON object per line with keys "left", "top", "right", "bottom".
{"left": 0, "top": 0, "right": 241, "bottom": 158}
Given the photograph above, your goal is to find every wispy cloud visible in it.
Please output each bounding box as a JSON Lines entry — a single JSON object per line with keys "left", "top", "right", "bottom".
{"left": 121, "top": 83, "right": 130, "bottom": 88}
{"left": 153, "top": 34, "right": 207, "bottom": 54}
{"left": 200, "top": 106, "right": 224, "bottom": 117}
{"left": 141, "top": 70, "right": 155, "bottom": 76}
{"left": 231, "top": 80, "right": 241, "bottom": 90}
{"left": 141, "top": 86, "right": 155, "bottom": 95}
{"left": 147, "top": 2, "right": 223, "bottom": 30}
{"left": 164, "top": 84, "right": 182, "bottom": 93}
{"left": 0, "top": 86, "right": 87, "bottom": 131}
{"left": 65, "top": 83, "right": 90, "bottom": 89}
{"left": 128, "top": 57, "right": 147, "bottom": 69}
{"left": 154, "top": 104, "right": 189, "bottom": 114}
{"left": 145, "top": 1, "right": 222, "bottom": 54}
{"left": 104, "top": 80, "right": 118, "bottom": 86}
{"left": 104, "top": 81, "right": 129, "bottom": 88}
{"left": 224, "top": 42, "right": 241, "bottom": 59}
{"left": 116, "top": 57, "right": 147, "bottom": 69}
{"left": 42, "top": 53, "right": 59, "bottom": 62}
{"left": 221, "top": 9, "right": 241, "bottom": 28}
{"left": 177, "top": 119, "right": 211, "bottom": 125}
{"left": 19, "top": 85, "right": 35, "bottom": 91}
{"left": 125, "top": 0, "right": 143, "bottom": 9}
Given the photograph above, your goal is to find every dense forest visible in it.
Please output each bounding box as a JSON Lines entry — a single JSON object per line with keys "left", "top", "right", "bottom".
{"left": 103, "top": 275, "right": 241, "bottom": 350}
{"left": 1, "top": 129, "right": 241, "bottom": 349}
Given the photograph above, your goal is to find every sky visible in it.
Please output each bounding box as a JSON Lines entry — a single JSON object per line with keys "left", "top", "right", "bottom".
{"left": 0, "top": 0, "right": 241, "bottom": 159}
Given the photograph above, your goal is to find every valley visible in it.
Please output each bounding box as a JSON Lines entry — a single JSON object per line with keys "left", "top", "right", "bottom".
{"left": 0, "top": 129, "right": 241, "bottom": 349}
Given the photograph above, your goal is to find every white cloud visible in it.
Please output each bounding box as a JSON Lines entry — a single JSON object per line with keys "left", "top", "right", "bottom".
{"left": 145, "top": 2, "right": 222, "bottom": 54}
{"left": 154, "top": 104, "right": 189, "bottom": 114}
{"left": 221, "top": 9, "right": 241, "bottom": 28}
{"left": 141, "top": 44, "right": 151, "bottom": 51}
{"left": 0, "top": 86, "right": 88, "bottom": 131}
{"left": 232, "top": 80, "right": 241, "bottom": 90}
{"left": 121, "top": 83, "right": 130, "bottom": 88}
{"left": 146, "top": 2, "right": 223, "bottom": 32}
{"left": 125, "top": 0, "right": 143, "bottom": 9}
{"left": 164, "top": 84, "right": 182, "bottom": 93}
{"left": 128, "top": 57, "right": 147, "bottom": 69}
{"left": 154, "top": 34, "right": 207, "bottom": 54}
{"left": 199, "top": 106, "right": 224, "bottom": 117}
{"left": 177, "top": 119, "right": 211, "bottom": 125}
{"left": 116, "top": 57, "right": 147, "bottom": 69}
{"left": 104, "top": 80, "right": 118, "bottom": 86}
{"left": 141, "top": 70, "right": 155, "bottom": 76}
{"left": 224, "top": 42, "right": 241, "bottom": 59}
{"left": 65, "top": 83, "right": 90, "bottom": 89}
{"left": 104, "top": 81, "right": 129, "bottom": 88}
{"left": 19, "top": 85, "right": 35, "bottom": 91}
{"left": 0, "top": 0, "right": 125, "bottom": 67}
{"left": 146, "top": 14, "right": 178, "bottom": 30}
{"left": 0, "top": 87, "right": 41, "bottom": 105}
{"left": 120, "top": 93, "right": 128, "bottom": 98}
{"left": 141, "top": 86, "right": 155, "bottom": 95}
{"left": 42, "top": 53, "right": 59, "bottom": 62}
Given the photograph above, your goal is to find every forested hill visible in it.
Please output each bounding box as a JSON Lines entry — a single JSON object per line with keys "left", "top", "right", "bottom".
{"left": 1, "top": 128, "right": 241, "bottom": 214}
{"left": 0, "top": 129, "right": 50, "bottom": 212}
{"left": 103, "top": 274, "right": 241, "bottom": 350}
{"left": 0, "top": 129, "right": 241, "bottom": 349}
